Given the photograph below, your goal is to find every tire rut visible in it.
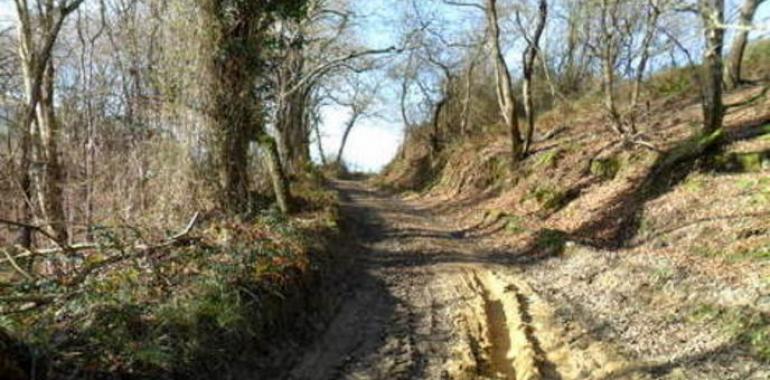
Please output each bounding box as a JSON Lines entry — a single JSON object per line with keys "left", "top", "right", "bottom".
{"left": 284, "top": 181, "right": 645, "bottom": 380}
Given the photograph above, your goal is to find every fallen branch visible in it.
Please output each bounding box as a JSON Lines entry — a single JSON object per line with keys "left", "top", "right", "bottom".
{"left": 0, "top": 213, "right": 201, "bottom": 279}
{"left": 66, "top": 212, "right": 200, "bottom": 285}
{"left": 0, "top": 218, "right": 67, "bottom": 250}
{"left": 1, "top": 249, "right": 34, "bottom": 281}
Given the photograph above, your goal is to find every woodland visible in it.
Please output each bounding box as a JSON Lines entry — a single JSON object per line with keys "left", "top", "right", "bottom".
{"left": 0, "top": 0, "right": 769, "bottom": 379}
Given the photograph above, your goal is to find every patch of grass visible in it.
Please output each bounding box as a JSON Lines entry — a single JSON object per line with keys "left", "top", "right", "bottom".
{"left": 692, "top": 240, "right": 770, "bottom": 263}
{"left": 688, "top": 303, "right": 722, "bottom": 323}
{"left": 734, "top": 243, "right": 770, "bottom": 262}
{"left": 504, "top": 215, "right": 527, "bottom": 234}
{"left": 746, "top": 177, "right": 770, "bottom": 206}
{"left": 691, "top": 244, "right": 720, "bottom": 258}
{"left": 682, "top": 175, "right": 707, "bottom": 192}
{"left": 528, "top": 184, "right": 567, "bottom": 212}
{"left": 651, "top": 266, "right": 675, "bottom": 286}
{"left": 534, "top": 149, "right": 562, "bottom": 169}
{"left": 689, "top": 304, "right": 770, "bottom": 363}
{"left": 715, "top": 151, "right": 770, "bottom": 173}
{"left": 484, "top": 155, "right": 510, "bottom": 188}
{"left": 590, "top": 157, "right": 622, "bottom": 181}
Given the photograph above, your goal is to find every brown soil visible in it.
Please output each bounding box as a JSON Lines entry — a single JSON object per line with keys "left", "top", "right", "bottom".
{"left": 284, "top": 181, "right": 643, "bottom": 380}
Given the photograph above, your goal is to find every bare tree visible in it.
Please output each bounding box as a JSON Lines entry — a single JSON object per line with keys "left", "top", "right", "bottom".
{"left": 487, "top": 0, "right": 523, "bottom": 163}
{"left": 459, "top": 44, "right": 484, "bottom": 137}
{"left": 328, "top": 75, "right": 380, "bottom": 164}
{"left": 13, "top": 0, "right": 85, "bottom": 245}
{"left": 699, "top": 0, "right": 726, "bottom": 134}
{"left": 272, "top": 1, "right": 398, "bottom": 175}
{"left": 516, "top": 0, "right": 548, "bottom": 155}
{"left": 631, "top": 0, "right": 663, "bottom": 109}
{"left": 724, "top": 0, "right": 767, "bottom": 88}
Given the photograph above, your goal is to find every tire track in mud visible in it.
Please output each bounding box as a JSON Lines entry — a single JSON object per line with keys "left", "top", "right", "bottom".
{"left": 285, "top": 181, "right": 644, "bottom": 380}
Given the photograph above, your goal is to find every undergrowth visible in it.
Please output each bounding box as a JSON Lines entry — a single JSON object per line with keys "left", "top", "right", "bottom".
{"left": 0, "top": 184, "right": 340, "bottom": 379}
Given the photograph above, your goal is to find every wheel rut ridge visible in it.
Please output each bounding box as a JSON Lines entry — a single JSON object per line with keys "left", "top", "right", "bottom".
{"left": 469, "top": 269, "right": 546, "bottom": 380}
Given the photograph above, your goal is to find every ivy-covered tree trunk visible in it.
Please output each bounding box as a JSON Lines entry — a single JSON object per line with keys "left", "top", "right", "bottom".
{"left": 200, "top": 0, "right": 262, "bottom": 213}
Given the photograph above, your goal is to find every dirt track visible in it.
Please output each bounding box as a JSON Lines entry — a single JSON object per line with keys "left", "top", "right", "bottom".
{"left": 286, "top": 181, "right": 643, "bottom": 380}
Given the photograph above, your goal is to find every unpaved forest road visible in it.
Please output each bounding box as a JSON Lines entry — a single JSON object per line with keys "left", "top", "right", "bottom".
{"left": 287, "top": 181, "right": 642, "bottom": 380}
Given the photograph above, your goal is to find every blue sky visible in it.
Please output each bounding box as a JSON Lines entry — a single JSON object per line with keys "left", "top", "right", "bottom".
{"left": 320, "top": 0, "right": 770, "bottom": 172}
{"left": 1, "top": 0, "right": 769, "bottom": 172}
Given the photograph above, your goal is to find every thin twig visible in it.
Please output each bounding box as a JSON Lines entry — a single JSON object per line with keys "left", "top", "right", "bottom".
{"left": 1, "top": 248, "right": 34, "bottom": 281}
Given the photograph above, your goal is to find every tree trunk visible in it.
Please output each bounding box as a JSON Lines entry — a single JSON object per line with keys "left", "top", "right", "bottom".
{"left": 431, "top": 96, "right": 447, "bottom": 154}
{"left": 725, "top": 0, "right": 765, "bottom": 89}
{"left": 261, "top": 136, "right": 291, "bottom": 214}
{"left": 399, "top": 74, "right": 413, "bottom": 159}
{"left": 522, "top": 79, "right": 536, "bottom": 153}
{"left": 521, "top": 0, "right": 548, "bottom": 156}
{"left": 700, "top": 0, "right": 725, "bottom": 134}
{"left": 460, "top": 50, "right": 481, "bottom": 137}
{"left": 276, "top": 45, "right": 310, "bottom": 175}
{"left": 13, "top": 0, "right": 84, "bottom": 245}
{"left": 487, "top": 0, "right": 522, "bottom": 164}
{"left": 200, "top": 0, "right": 262, "bottom": 213}
{"left": 313, "top": 121, "right": 327, "bottom": 166}
{"left": 17, "top": 131, "right": 33, "bottom": 248}
{"left": 631, "top": 0, "right": 661, "bottom": 109}
{"left": 336, "top": 113, "right": 360, "bottom": 164}
{"left": 35, "top": 61, "right": 68, "bottom": 243}
{"left": 599, "top": 0, "right": 623, "bottom": 135}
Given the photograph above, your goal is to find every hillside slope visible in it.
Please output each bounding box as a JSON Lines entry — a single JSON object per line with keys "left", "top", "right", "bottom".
{"left": 377, "top": 83, "right": 770, "bottom": 379}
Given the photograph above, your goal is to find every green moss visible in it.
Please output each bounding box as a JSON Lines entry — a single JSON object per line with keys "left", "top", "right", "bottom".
{"left": 527, "top": 184, "right": 567, "bottom": 212}
{"left": 590, "top": 157, "right": 622, "bottom": 180}
{"left": 716, "top": 151, "right": 769, "bottom": 173}
{"left": 688, "top": 304, "right": 722, "bottom": 323}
